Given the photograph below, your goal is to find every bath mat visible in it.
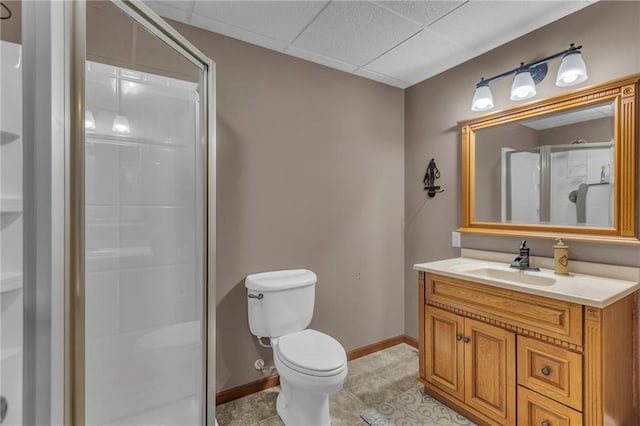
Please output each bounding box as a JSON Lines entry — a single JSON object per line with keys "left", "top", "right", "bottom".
{"left": 360, "top": 387, "right": 476, "bottom": 426}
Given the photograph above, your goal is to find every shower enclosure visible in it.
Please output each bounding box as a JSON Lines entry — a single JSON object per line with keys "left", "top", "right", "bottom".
{"left": 1, "top": 36, "right": 24, "bottom": 426}
{"left": 502, "top": 142, "right": 613, "bottom": 226}
{"left": 0, "top": 1, "right": 215, "bottom": 424}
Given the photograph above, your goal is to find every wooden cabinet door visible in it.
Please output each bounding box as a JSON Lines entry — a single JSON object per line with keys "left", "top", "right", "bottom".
{"left": 464, "top": 318, "right": 516, "bottom": 425}
{"left": 424, "top": 307, "right": 465, "bottom": 400}
{"left": 518, "top": 386, "right": 582, "bottom": 426}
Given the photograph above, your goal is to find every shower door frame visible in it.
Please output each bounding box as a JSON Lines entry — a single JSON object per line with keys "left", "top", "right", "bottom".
{"left": 63, "top": 1, "right": 216, "bottom": 425}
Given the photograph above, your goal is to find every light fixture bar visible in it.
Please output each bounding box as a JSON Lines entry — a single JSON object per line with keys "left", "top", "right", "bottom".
{"left": 471, "top": 44, "right": 586, "bottom": 112}
{"left": 475, "top": 44, "right": 582, "bottom": 88}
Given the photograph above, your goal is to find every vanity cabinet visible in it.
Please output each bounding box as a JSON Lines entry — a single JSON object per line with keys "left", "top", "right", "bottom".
{"left": 418, "top": 271, "right": 639, "bottom": 426}
{"left": 425, "top": 306, "right": 515, "bottom": 424}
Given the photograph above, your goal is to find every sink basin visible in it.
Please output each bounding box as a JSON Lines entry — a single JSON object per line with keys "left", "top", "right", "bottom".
{"left": 461, "top": 267, "right": 557, "bottom": 286}
{"left": 415, "top": 256, "right": 640, "bottom": 308}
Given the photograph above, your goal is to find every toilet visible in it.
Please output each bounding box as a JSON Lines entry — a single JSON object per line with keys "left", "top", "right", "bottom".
{"left": 245, "top": 269, "right": 347, "bottom": 426}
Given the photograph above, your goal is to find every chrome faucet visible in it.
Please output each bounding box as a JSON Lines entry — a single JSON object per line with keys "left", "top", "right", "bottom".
{"left": 510, "top": 240, "right": 540, "bottom": 271}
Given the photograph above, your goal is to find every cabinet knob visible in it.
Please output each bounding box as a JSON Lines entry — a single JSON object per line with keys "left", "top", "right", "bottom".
{"left": 463, "top": 336, "right": 470, "bottom": 343}
{"left": 456, "top": 334, "right": 462, "bottom": 341}
{"left": 541, "top": 367, "right": 551, "bottom": 376}
{"left": 541, "top": 422, "right": 550, "bottom": 426}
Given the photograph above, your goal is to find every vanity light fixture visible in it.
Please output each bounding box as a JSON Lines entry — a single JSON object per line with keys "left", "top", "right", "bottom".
{"left": 556, "top": 49, "right": 588, "bottom": 86}
{"left": 471, "top": 79, "right": 493, "bottom": 111}
{"left": 85, "top": 110, "right": 96, "bottom": 130}
{"left": 510, "top": 69, "right": 537, "bottom": 101}
{"left": 112, "top": 115, "right": 130, "bottom": 134}
{"left": 471, "top": 44, "right": 587, "bottom": 112}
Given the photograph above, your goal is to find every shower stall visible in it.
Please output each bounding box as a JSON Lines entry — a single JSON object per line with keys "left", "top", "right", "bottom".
{"left": 502, "top": 142, "right": 613, "bottom": 227}
{"left": 0, "top": 1, "right": 215, "bottom": 424}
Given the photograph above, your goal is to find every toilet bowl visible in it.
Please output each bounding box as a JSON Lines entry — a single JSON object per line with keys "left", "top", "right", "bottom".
{"left": 245, "top": 270, "right": 347, "bottom": 426}
{"left": 272, "top": 329, "right": 348, "bottom": 425}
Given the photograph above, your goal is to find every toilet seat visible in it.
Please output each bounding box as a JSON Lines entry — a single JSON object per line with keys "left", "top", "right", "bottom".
{"left": 275, "top": 329, "right": 346, "bottom": 377}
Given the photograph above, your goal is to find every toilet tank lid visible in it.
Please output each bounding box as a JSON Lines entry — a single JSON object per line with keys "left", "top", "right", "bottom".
{"left": 245, "top": 269, "right": 317, "bottom": 292}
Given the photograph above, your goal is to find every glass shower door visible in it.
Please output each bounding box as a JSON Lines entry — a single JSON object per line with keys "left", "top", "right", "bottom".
{"left": 83, "top": 2, "right": 212, "bottom": 425}
{"left": 501, "top": 148, "right": 541, "bottom": 223}
{"left": 1, "top": 2, "right": 213, "bottom": 423}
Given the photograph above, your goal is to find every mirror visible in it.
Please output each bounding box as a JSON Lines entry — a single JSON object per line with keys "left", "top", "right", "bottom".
{"left": 475, "top": 101, "right": 614, "bottom": 226}
{"left": 459, "top": 75, "right": 639, "bottom": 243}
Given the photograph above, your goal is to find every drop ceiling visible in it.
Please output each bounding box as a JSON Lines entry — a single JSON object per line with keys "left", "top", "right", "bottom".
{"left": 146, "top": 0, "right": 594, "bottom": 89}
{"left": 521, "top": 103, "right": 614, "bottom": 130}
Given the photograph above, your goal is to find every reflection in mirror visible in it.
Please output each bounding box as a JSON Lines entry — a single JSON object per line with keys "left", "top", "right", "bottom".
{"left": 474, "top": 101, "right": 615, "bottom": 227}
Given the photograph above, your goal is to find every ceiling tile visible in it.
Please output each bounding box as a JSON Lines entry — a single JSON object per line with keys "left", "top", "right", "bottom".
{"left": 146, "top": 2, "right": 192, "bottom": 22}
{"left": 375, "top": 0, "right": 466, "bottom": 26}
{"left": 191, "top": 1, "right": 329, "bottom": 44}
{"left": 429, "top": 1, "right": 589, "bottom": 57}
{"left": 189, "top": 14, "right": 289, "bottom": 51}
{"left": 354, "top": 68, "right": 412, "bottom": 88}
{"left": 285, "top": 46, "right": 359, "bottom": 73}
{"left": 366, "top": 28, "right": 462, "bottom": 84}
{"left": 292, "top": 1, "right": 421, "bottom": 66}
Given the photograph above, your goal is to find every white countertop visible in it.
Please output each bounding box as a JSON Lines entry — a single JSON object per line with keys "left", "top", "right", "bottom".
{"left": 414, "top": 256, "right": 640, "bottom": 308}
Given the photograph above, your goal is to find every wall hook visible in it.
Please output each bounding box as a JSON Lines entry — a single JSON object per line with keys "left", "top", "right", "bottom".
{"left": 423, "top": 158, "right": 444, "bottom": 198}
{"left": 0, "top": 2, "right": 12, "bottom": 20}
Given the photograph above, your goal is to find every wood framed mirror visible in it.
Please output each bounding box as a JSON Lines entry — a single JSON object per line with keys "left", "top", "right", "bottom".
{"left": 459, "top": 74, "right": 639, "bottom": 244}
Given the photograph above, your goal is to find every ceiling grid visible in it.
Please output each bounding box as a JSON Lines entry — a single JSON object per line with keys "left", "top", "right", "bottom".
{"left": 147, "top": 0, "right": 593, "bottom": 89}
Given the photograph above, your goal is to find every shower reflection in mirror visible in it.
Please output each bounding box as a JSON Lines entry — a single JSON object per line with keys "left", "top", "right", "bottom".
{"left": 502, "top": 141, "right": 613, "bottom": 226}
{"left": 472, "top": 100, "right": 616, "bottom": 227}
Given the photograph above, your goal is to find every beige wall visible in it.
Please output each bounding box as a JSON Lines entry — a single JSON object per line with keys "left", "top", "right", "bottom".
{"left": 405, "top": 1, "right": 640, "bottom": 339}
{"left": 86, "top": 1, "right": 199, "bottom": 81}
{"left": 168, "top": 22, "right": 406, "bottom": 392}
{"left": 0, "top": 1, "right": 20, "bottom": 44}
{"left": 539, "top": 117, "right": 613, "bottom": 146}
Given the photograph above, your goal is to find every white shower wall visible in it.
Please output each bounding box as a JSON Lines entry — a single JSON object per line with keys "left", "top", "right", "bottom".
{"left": 550, "top": 146, "right": 613, "bottom": 226}
{"left": 84, "top": 61, "right": 202, "bottom": 425}
{"left": 0, "top": 40, "right": 23, "bottom": 426}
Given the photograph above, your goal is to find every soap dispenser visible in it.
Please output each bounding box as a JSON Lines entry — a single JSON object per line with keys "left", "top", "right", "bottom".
{"left": 553, "top": 238, "right": 569, "bottom": 275}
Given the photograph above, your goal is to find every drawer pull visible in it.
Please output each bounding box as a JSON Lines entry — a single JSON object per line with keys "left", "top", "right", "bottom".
{"left": 541, "top": 367, "right": 551, "bottom": 376}
{"left": 463, "top": 336, "right": 470, "bottom": 343}
{"left": 456, "top": 334, "right": 462, "bottom": 341}
{"left": 541, "top": 422, "right": 550, "bottom": 426}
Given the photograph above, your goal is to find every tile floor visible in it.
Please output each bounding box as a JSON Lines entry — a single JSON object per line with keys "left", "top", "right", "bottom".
{"left": 215, "top": 343, "right": 421, "bottom": 426}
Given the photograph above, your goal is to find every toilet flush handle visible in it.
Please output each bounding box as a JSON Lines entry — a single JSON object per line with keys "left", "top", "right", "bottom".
{"left": 248, "top": 293, "right": 264, "bottom": 300}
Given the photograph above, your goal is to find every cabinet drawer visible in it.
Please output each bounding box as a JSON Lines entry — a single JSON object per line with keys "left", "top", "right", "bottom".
{"left": 517, "top": 336, "right": 582, "bottom": 410}
{"left": 517, "top": 386, "right": 582, "bottom": 426}
{"left": 426, "top": 274, "right": 582, "bottom": 346}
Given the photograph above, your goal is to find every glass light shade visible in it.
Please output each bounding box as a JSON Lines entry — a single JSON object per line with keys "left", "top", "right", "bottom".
{"left": 85, "top": 110, "right": 96, "bottom": 130}
{"left": 471, "top": 85, "right": 494, "bottom": 112}
{"left": 510, "top": 71, "right": 536, "bottom": 101}
{"left": 112, "top": 114, "right": 130, "bottom": 134}
{"left": 556, "top": 52, "right": 588, "bottom": 87}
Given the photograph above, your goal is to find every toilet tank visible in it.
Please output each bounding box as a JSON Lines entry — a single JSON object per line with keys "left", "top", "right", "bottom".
{"left": 245, "top": 269, "right": 316, "bottom": 338}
